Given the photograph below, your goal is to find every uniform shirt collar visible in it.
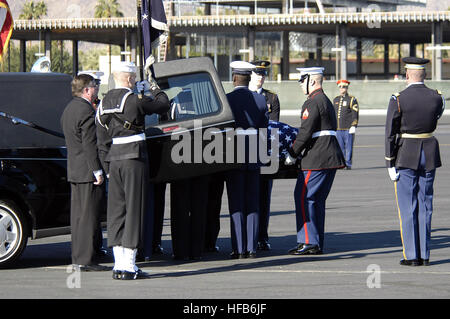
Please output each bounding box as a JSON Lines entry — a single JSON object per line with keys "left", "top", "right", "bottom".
{"left": 407, "top": 82, "right": 424, "bottom": 87}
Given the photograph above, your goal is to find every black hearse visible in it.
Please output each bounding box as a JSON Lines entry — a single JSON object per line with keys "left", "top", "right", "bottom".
{"left": 0, "top": 57, "right": 294, "bottom": 267}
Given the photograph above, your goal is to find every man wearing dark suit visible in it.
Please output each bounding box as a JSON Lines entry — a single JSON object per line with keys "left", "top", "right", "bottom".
{"left": 61, "top": 74, "right": 108, "bottom": 272}
{"left": 96, "top": 62, "right": 170, "bottom": 280}
{"left": 250, "top": 60, "right": 280, "bottom": 251}
{"left": 385, "top": 57, "right": 445, "bottom": 266}
{"left": 226, "top": 61, "right": 269, "bottom": 259}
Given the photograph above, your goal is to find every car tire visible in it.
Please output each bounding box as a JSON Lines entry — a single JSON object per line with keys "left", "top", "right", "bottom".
{"left": 0, "top": 200, "right": 29, "bottom": 268}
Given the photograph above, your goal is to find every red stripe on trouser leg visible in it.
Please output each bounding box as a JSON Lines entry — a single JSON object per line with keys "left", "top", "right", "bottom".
{"left": 301, "top": 170, "right": 312, "bottom": 244}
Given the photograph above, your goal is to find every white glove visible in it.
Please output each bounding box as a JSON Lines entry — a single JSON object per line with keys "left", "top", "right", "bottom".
{"left": 135, "top": 80, "right": 151, "bottom": 93}
{"left": 285, "top": 154, "right": 297, "bottom": 166}
{"left": 349, "top": 126, "right": 356, "bottom": 134}
{"left": 388, "top": 167, "right": 399, "bottom": 181}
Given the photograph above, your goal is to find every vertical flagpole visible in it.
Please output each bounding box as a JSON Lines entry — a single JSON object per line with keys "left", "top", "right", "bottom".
{"left": 136, "top": 0, "right": 145, "bottom": 82}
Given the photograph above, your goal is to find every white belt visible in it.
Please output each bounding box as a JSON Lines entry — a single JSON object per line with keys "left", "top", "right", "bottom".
{"left": 236, "top": 129, "right": 258, "bottom": 135}
{"left": 312, "top": 130, "right": 336, "bottom": 138}
{"left": 112, "top": 133, "right": 146, "bottom": 145}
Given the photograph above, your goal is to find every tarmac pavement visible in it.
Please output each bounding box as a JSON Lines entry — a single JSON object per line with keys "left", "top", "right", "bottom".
{"left": 1, "top": 115, "right": 449, "bottom": 304}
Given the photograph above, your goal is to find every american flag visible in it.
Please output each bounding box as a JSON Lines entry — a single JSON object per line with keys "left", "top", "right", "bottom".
{"left": 0, "top": 0, "right": 13, "bottom": 62}
{"left": 141, "top": 0, "right": 169, "bottom": 75}
{"left": 267, "top": 120, "right": 299, "bottom": 160}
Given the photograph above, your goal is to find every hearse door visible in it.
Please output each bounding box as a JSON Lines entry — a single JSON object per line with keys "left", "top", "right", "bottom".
{"left": 145, "top": 57, "right": 242, "bottom": 183}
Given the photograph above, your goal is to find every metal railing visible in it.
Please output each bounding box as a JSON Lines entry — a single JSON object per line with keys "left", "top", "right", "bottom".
{"left": 13, "top": 10, "right": 450, "bottom": 31}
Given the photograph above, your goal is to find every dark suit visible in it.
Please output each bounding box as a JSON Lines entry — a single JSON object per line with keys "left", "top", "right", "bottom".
{"left": 385, "top": 83, "right": 444, "bottom": 261}
{"left": 226, "top": 87, "right": 268, "bottom": 255}
{"left": 61, "top": 97, "right": 104, "bottom": 266}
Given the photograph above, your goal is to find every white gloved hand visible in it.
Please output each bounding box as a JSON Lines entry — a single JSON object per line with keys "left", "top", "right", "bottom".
{"left": 285, "top": 154, "right": 297, "bottom": 166}
{"left": 349, "top": 126, "right": 356, "bottom": 134}
{"left": 135, "top": 80, "right": 151, "bottom": 93}
{"left": 388, "top": 167, "right": 399, "bottom": 181}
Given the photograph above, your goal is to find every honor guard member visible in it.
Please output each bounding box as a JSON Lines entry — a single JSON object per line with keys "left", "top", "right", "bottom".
{"left": 61, "top": 74, "right": 108, "bottom": 272}
{"left": 285, "top": 67, "right": 345, "bottom": 255}
{"left": 249, "top": 60, "right": 280, "bottom": 251}
{"left": 333, "top": 79, "right": 359, "bottom": 169}
{"left": 385, "top": 57, "right": 445, "bottom": 266}
{"left": 226, "top": 61, "right": 269, "bottom": 259}
{"left": 96, "top": 61, "right": 170, "bottom": 279}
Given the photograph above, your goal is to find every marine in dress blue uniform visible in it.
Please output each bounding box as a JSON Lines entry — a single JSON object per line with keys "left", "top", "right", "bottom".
{"left": 285, "top": 67, "right": 345, "bottom": 255}
{"left": 385, "top": 57, "right": 445, "bottom": 266}
{"left": 250, "top": 60, "right": 281, "bottom": 251}
{"left": 226, "top": 61, "right": 269, "bottom": 259}
{"left": 333, "top": 79, "right": 359, "bottom": 169}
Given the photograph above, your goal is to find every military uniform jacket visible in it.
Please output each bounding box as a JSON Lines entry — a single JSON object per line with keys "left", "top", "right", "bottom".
{"left": 61, "top": 97, "right": 103, "bottom": 183}
{"left": 260, "top": 88, "right": 280, "bottom": 121}
{"left": 96, "top": 87, "right": 169, "bottom": 169}
{"left": 333, "top": 93, "right": 359, "bottom": 130}
{"left": 385, "top": 83, "right": 444, "bottom": 171}
{"left": 289, "top": 89, "right": 345, "bottom": 170}
{"left": 227, "top": 87, "right": 269, "bottom": 169}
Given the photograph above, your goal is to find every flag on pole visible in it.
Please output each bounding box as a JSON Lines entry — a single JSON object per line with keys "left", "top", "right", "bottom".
{"left": 0, "top": 0, "right": 13, "bottom": 62}
{"left": 141, "top": 0, "right": 168, "bottom": 74}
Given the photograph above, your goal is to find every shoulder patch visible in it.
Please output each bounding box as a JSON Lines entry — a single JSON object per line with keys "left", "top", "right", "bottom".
{"left": 391, "top": 92, "right": 400, "bottom": 100}
{"left": 436, "top": 90, "right": 442, "bottom": 95}
{"left": 302, "top": 108, "right": 309, "bottom": 120}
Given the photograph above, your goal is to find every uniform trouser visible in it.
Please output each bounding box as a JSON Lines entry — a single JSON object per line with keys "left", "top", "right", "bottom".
{"left": 70, "top": 182, "right": 104, "bottom": 265}
{"left": 107, "top": 158, "right": 149, "bottom": 249}
{"left": 170, "top": 176, "right": 209, "bottom": 258}
{"left": 294, "top": 169, "right": 337, "bottom": 249}
{"left": 258, "top": 178, "right": 273, "bottom": 242}
{"left": 395, "top": 150, "right": 435, "bottom": 261}
{"left": 336, "top": 130, "right": 354, "bottom": 167}
{"left": 205, "top": 172, "right": 225, "bottom": 250}
{"left": 226, "top": 168, "right": 260, "bottom": 254}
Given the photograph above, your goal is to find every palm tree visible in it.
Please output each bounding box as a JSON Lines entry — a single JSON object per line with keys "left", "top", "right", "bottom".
{"left": 19, "top": 1, "right": 48, "bottom": 20}
{"left": 94, "top": 0, "right": 124, "bottom": 73}
{"left": 94, "top": 0, "right": 124, "bottom": 19}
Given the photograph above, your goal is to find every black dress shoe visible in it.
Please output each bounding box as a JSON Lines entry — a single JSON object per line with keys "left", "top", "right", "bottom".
{"left": 230, "top": 251, "right": 245, "bottom": 259}
{"left": 399, "top": 259, "right": 421, "bottom": 266}
{"left": 288, "top": 243, "right": 321, "bottom": 255}
{"left": 121, "top": 269, "right": 151, "bottom": 280}
{"left": 246, "top": 251, "right": 257, "bottom": 258}
{"left": 74, "top": 264, "right": 110, "bottom": 272}
{"left": 205, "top": 246, "right": 220, "bottom": 253}
{"left": 152, "top": 245, "right": 164, "bottom": 255}
{"left": 257, "top": 241, "right": 271, "bottom": 251}
{"left": 112, "top": 270, "right": 122, "bottom": 280}
{"left": 419, "top": 259, "right": 430, "bottom": 266}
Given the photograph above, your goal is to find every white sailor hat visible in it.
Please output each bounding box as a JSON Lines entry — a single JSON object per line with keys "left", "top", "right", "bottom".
{"left": 112, "top": 61, "right": 137, "bottom": 74}
{"left": 78, "top": 70, "right": 104, "bottom": 80}
{"left": 230, "top": 61, "right": 256, "bottom": 75}
{"left": 296, "top": 67, "right": 325, "bottom": 82}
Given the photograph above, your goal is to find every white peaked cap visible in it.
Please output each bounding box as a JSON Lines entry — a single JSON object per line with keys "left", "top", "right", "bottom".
{"left": 78, "top": 70, "right": 104, "bottom": 80}
{"left": 296, "top": 67, "right": 325, "bottom": 76}
{"left": 230, "top": 61, "right": 256, "bottom": 75}
{"left": 112, "top": 61, "right": 137, "bottom": 74}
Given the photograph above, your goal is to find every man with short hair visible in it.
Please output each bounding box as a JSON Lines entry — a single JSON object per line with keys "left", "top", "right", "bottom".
{"left": 333, "top": 79, "right": 359, "bottom": 170}
{"left": 61, "top": 74, "right": 107, "bottom": 271}
{"left": 226, "top": 61, "right": 268, "bottom": 259}
{"left": 285, "top": 67, "right": 345, "bottom": 256}
{"left": 385, "top": 57, "right": 445, "bottom": 266}
{"left": 249, "top": 60, "right": 280, "bottom": 251}
{"left": 96, "top": 62, "right": 170, "bottom": 279}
